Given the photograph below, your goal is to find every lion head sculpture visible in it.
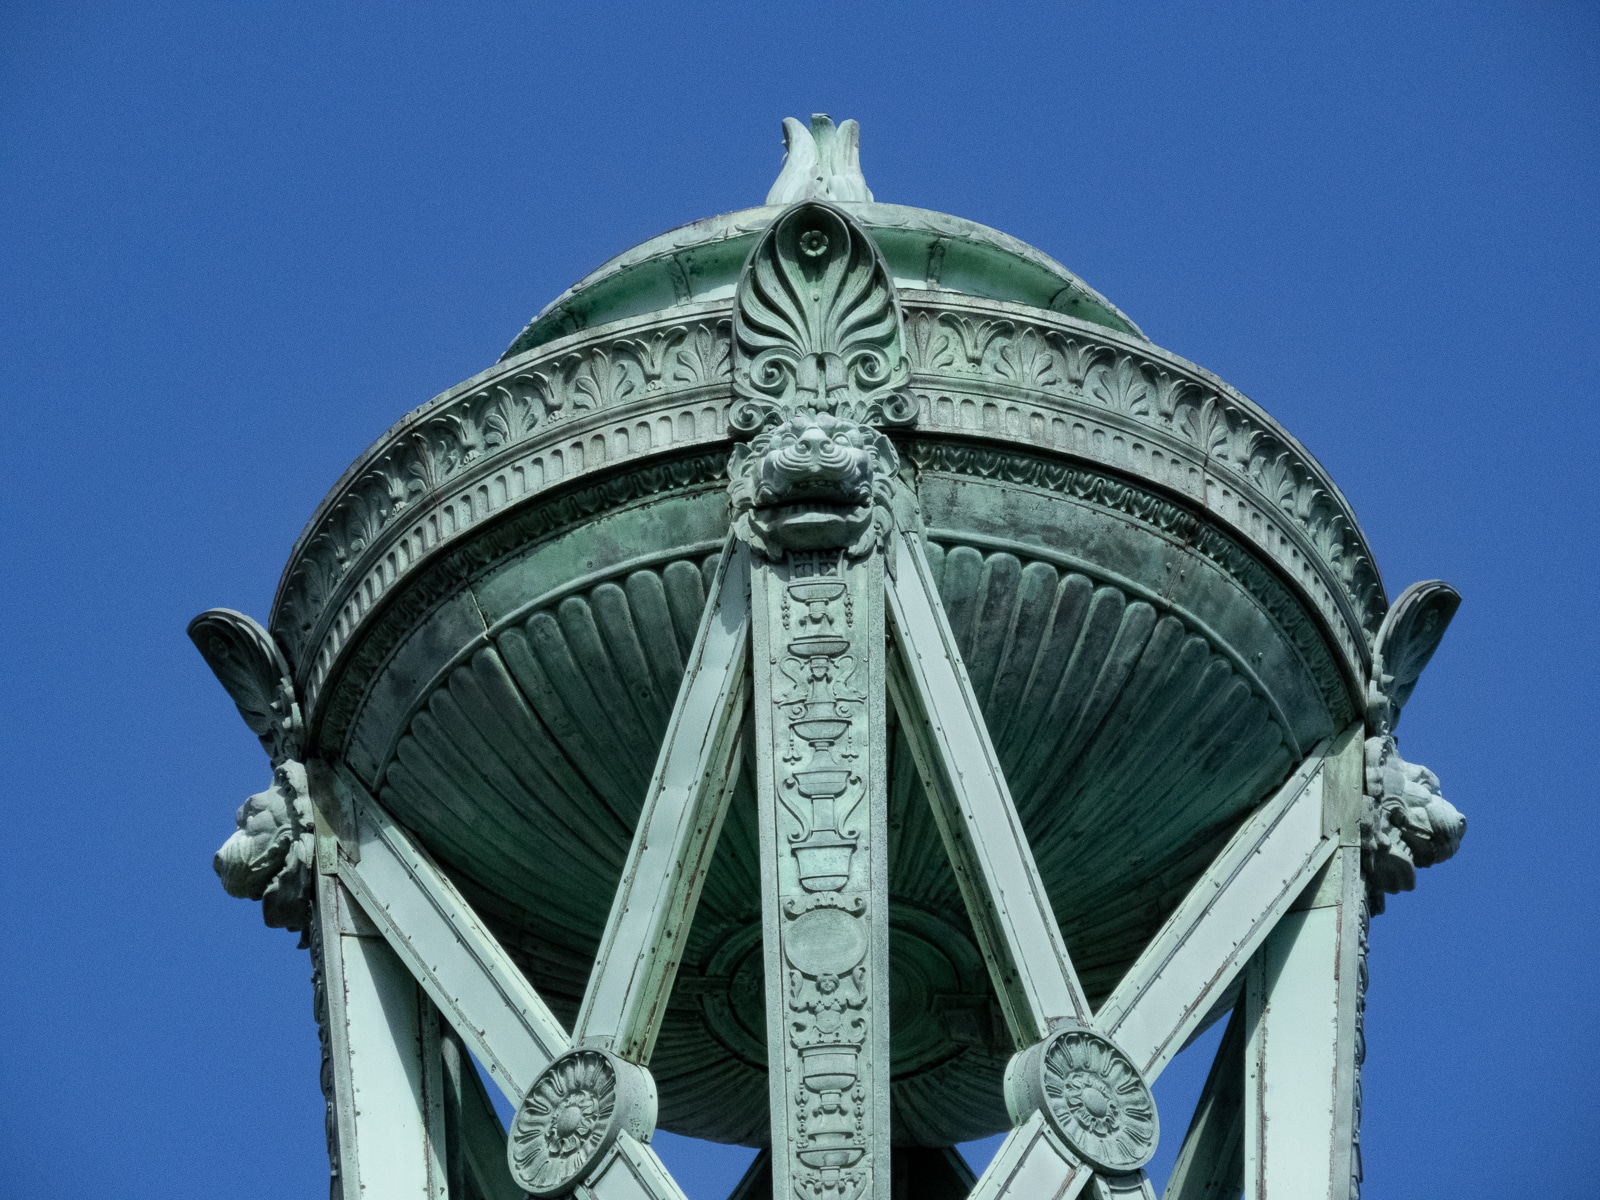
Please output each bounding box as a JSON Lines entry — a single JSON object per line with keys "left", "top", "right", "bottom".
{"left": 214, "top": 759, "right": 316, "bottom": 941}
{"left": 728, "top": 410, "right": 899, "bottom": 558}
{"left": 1361, "top": 735, "right": 1465, "bottom": 913}
{"left": 189, "top": 609, "right": 319, "bottom": 940}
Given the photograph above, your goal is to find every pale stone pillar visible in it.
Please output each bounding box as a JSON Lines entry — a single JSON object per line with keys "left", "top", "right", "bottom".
{"left": 314, "top": 872, "right": 450, "bottom": 1200}
{"left": 750, "top": 549, "right": 893, "bottom": 1200}
{"left": 1242, "top": 730, "right": 1364, "bottom": 1200}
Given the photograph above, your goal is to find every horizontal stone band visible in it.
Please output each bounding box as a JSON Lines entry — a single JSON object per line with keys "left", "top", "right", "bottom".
{"left": 271, "top": 295, "right": 1380, "bottom": 723}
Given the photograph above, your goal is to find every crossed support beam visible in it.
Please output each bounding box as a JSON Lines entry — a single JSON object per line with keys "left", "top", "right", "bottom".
{"left": 307, "top": 545, "right": 750, "bottom": 1200}
{"left": 288, "top": 530, "right": 1369, "bottom": 1200}
{"left": 885, "top": 530, "right": 1366, "bottom": 1200}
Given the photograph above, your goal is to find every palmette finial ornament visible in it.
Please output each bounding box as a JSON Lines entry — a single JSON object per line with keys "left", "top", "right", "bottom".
{"left": 728, "top": 198, "right": 915, "bottom": 559}
{"left": 766, "top": 115, "right": 873, "bottom": 206}
{"left": 730, "top": 200, "right": 914, "bottom": 432}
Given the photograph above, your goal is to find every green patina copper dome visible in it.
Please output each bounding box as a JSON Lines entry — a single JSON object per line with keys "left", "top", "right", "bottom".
{"left": 502, "top": 202, "right": 1144, "bottom": 361}
{"left": 265, "top": 116, "right": 1384, "bottom": 1149}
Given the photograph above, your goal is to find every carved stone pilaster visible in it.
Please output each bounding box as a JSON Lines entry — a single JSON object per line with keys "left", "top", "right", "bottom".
{"left": 751, "top": 549, "right": 890, "bottom": 1200}
{"left": 731, "top": 196, "right": 907, "bottom": 1200}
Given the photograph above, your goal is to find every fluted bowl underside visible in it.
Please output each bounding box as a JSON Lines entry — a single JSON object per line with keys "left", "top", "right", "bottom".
{"left": 279, "top": 281, "right": 1369, "bottom": 1148}
{"left": 318, "top": 445, "right": 1338, "bottom": 1146}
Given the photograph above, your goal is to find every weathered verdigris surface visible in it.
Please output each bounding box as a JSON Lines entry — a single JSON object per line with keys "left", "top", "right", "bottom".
{"left": 730, "top": 199, "right": 916, "bottom": 1200}
{"left": 240, "top": 125, "right": 1391, "bottom": 1148}
{"left": 194, "top": 115, "right": 1463, "bottom": 1193}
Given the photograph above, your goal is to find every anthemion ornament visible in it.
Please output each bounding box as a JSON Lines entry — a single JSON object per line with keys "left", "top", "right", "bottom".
{"left": 192, "top": 112, "right": 1465, "bottom": 1200}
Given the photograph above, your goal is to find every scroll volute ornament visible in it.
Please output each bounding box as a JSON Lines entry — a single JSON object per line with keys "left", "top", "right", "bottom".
{"left": 1366, "top": 580, "right": 1461, "bottom": 736}
{"left": 189, "top": 608, "right": 316, "bottom": 939}
{"left": 1360, "top": 581, "right": 1466, "bottom": 912}
{"left": 729, "top": 200, "right": 915, "bottom": 559}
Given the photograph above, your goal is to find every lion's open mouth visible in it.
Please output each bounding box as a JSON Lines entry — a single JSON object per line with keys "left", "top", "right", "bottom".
{"left": 752, "top": 501, "right": 873, "bottom": 550}
{"left": 754, "top": 479, "right": 873, "bottom": 507}
{"left": 755, "top": 500, "right": 871, "bottom": 523}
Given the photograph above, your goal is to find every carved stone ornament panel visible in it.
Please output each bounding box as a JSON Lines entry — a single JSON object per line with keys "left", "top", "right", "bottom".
{"left": 751, "top": 549, "right": 892, "bottom": 1200}
{"left": 507, "top": 1049, "right": 658, "bottom": 1198}
{"left": 1006, "top": 1026, "right": 1158, "bottom": 1174}
{"left": 189, "top": 608, "right": 316, "bottom": 941}
{"left": 268, "top": 223, "right": 1384, "bottom": 739}
{"left": 730, "top": 200, "right": 916, "bottom": 433}
{"left": 731, "top": 203, "right": 904, "bottom": 1199}
{"left": 726, "top": 200, "right": 915, "bottom": 567}
{"left": 1361, "top": 578, "right": 1465, "bottom": 912}
{"left": 1361, "top": 734, "right": 1465, "bottom": 913}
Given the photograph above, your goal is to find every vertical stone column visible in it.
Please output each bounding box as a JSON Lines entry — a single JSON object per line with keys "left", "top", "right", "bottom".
{"left": 724, "top": 195, "right": 917, "bottom": 1200}
{"left": 315, "top": 871, "right": 451, "bottom": 1200}
{"left": 751, "top": 549, "right": 891, "bottom": 1200}
{"left": 1241, "top": 728, "right": 1364, "bottom": 1200}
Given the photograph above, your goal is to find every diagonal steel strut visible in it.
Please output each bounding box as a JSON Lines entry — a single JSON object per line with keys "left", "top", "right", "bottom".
{"left": 883, "top": 529, "right": 1340, "bottom": 1200}
{"left": 328, "top": 542, "right": 754, "bottom": 1200}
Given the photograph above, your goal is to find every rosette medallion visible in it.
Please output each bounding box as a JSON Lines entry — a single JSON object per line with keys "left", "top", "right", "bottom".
{"left": 1008, "top": 1026, "right": 1158, "bottom": 1173}
{"left": 508, "top": 1050, "right": 657, "bottom": 1198}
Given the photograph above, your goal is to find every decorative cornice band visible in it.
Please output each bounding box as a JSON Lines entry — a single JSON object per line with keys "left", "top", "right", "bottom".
{"left": 899, "top": 294, "right": 1383, "bottom": 672}
{"left": 272, "top": 307, "right": 735, "bottom": 711}
{"left": 273, "top": 292, "right": 1381, "bottom": 722}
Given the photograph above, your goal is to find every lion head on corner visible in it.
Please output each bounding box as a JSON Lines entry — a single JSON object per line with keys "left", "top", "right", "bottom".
{"left": 1361, "top": 735, "right": 1465, "bottom": 912}
{"left": 214, "top": 759, "right": 316, "bottom": 939}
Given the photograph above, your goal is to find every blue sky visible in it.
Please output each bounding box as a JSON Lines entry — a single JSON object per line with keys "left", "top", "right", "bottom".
{"left": 2, "top": 3, "right": 1596, "bottom": 1197}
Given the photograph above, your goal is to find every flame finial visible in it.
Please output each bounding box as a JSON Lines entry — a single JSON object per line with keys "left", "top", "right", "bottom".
{"left": 766, "top": 114, "right": 873, "bottom": 205}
